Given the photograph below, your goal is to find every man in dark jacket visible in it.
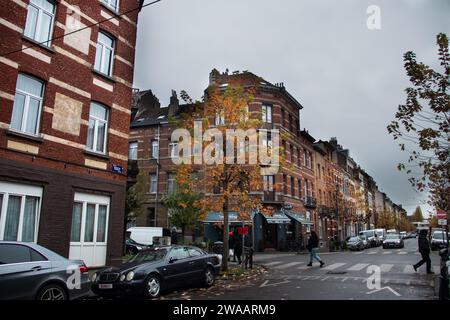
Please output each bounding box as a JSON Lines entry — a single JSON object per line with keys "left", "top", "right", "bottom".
{"left": 413, "top": 229, "right": 434, "bottom": 274}
{"left": 306, "top": 231, "right": 325, "bottom": 267}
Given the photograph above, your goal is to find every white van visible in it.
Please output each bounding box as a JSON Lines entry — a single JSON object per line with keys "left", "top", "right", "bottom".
{"left": 359, "top": 230, "right": 379, "bottom": 247}
{"left": 375, "top": 229, "right": 386, "bottom": 242}
{"left": 126, "top": 227, "right": 164, "bottom": 246}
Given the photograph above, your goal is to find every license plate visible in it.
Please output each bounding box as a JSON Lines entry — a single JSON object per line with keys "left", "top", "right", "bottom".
{"left": 99, "top": 284, "right": 113, "bottom": 289}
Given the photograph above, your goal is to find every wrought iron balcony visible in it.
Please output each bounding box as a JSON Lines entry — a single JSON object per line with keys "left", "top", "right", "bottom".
{"left": 304, "top": 196, "right": 317, "bottom": 208}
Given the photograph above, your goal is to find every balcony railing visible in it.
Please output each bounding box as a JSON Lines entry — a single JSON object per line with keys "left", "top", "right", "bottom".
{"left": 304, "top": 196, "right": 317, "bottom": 208}
{"left": 262, "top": 191, "right": 279, "bottom": 203}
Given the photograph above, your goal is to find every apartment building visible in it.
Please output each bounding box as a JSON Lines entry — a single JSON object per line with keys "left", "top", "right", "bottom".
{"left": 0, "top": 0, "right": 142, "bottom": 266}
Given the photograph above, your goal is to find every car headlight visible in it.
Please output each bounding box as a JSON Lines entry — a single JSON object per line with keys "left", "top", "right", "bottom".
{"left": 120, "top": 274, "right": 126, "bottom": 281}
{"left": 92, "top": 273, "right": 98, "bottom": 282}
{"left": 126, "top": 271, "right": 135, "bottom": 281}
{"left": 136, "top": 246, "right": 142, "bottom": 250}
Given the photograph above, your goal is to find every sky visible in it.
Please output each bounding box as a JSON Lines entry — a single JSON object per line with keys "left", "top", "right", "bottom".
{"left": 133, "top": 0, "right": 450, "bottom": 217}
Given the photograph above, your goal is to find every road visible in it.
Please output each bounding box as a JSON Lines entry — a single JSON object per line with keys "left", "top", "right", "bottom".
{"left": 185, "top": 238, "right": 440, "bottom": 300}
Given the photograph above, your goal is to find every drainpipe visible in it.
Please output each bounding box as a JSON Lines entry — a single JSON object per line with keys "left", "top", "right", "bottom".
{"left": 155, "top": 124, "right": 160, "bottom": 227}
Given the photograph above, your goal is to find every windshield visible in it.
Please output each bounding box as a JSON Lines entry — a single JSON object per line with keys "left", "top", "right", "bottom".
{"left": 129, "top": 248, "right": 167, "bottom": 263}
{"left": 348, "top": 237, "right": 360, "bottom": 242}
{"left": 433, "top": 233, "right": 449, "bottom": 240}
{"left": 386, "top": 234, "right": 400, "bottom": 239}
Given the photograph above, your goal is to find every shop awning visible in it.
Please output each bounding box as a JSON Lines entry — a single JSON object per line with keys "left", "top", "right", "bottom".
{"left": 203, "top": 212, "right": 252, "bottom": 224}
{"left": 261, "top": 211, "right": 291, "bottom": 224}
{"left": 285, "top": 212, "right": 313, "bottom": 225}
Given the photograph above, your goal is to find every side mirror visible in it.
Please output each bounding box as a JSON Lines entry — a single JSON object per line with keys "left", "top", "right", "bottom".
{"left": 169, "top": 257, "right": 178, "bottom": 263}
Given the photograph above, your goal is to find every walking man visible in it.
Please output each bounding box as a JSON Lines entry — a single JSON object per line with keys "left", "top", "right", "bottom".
{"left": 413, "top": 229, "right": 434, "bottom": 274}
{"left": 306, "top": 231, "right": 325, "bottom": 268}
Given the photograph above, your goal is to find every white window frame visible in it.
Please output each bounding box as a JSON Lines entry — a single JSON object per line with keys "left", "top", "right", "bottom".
{"left": 95, "top": 31, "right": 115, "bottom": 76}
{"left": 151, "top": 140, "right": 159, "bottom": 159}
{"left": 215, "top": 112, "right": 225, "bottom": 126}
{"left": 0, "top": 182, "right": 42, "bottom": 242}
{"left": 167, "top": 173, "right": 177, "bottom": 194}
{"left": 70, "top": 193, "right": 110, "bottom": 245}
{"left": 24, "top": 0, "right": 56, "bottom": 46}
{"left": 261, "top": 104, "right": 272, "bottom": 123}
{"left": 149, "top": 174, "right": 157, "bottom": 194}
{"left": 169, "top": 142, "right": 179, "bottom": 159}
{"left": 101, "top": 0, "right": 120, "bottom": 12}
{"left": 10, "top": 74, "right": 44, "bottom": 136}
{"left": 87, "top": 103, "right": 109, "bottom": 154}
{"left": 129, "top": 141, "right": 138, "bottom": 160}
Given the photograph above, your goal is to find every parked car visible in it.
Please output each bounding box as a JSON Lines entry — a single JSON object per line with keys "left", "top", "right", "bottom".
{"left": 358, "top": 235, "right": 370, "bottom": 249}
{"left": 91, "top": 245, "right": 222, "bottom": 299}
{"left": 347, "top": 236, "right": 365, "bottom": 251}
{"left": 400, "top": 231, "right": 408, "bottom": 239}
{"left": 410, "top": 232, "right": 417, "bottom": 238}
{"left": 125, "top": 238, "right": 148, "bottom": 255}
{"left": 383, "top": 233, "right": 404, "bottom": 249}
{"left": 438, "top": 248, "right": 449, "bottom": 300}
{"left": 359, "top": 230, "right": 379, "bottom": 247}
{"left": 431, "top": 231, "right": 449, "bottom": 251}
{"left": 0, "top": 241, "right": 91, "bottom": 300}
{"left": 375, "top": 229, "right": 386, "bottom": 243}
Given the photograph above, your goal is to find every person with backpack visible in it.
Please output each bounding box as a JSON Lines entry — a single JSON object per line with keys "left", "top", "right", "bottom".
{"left": 306, "top": 231, "right": 325, "bottom": 267}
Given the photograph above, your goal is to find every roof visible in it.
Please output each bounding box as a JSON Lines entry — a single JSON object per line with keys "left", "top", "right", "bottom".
{"left": 285, "top": 212, "right": 313, "bottom": 225}
{"left": 259, "top": 211, "right": 291, "bottom": 224}
{"left": 203, "top": 212, "right": 252, "bottom": 224}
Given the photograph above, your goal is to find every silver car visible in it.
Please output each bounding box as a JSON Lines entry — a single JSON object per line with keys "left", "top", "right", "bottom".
{"left": 0, "top": 241, "right": 91, "bottom": 300}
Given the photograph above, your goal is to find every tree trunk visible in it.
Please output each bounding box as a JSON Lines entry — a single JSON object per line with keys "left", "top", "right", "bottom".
{"left": 222, "top": 197, "right": 229, "bottom": 271}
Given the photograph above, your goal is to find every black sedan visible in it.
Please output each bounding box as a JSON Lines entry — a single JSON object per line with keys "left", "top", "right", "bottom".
{"left": 0, "top": 241, "right": 91, "bottom": 300}
{"left": 92, "top": 245, "right": 221, "bottom": 299}
{"left": 382, "top": 234, "right": 404, "bottom": 249}
{"left": 346, "top": 236, "right": 365, "bottom": 251}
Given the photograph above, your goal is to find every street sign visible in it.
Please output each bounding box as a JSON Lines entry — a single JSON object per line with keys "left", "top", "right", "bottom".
{"left": 438, "top": 219, "right": 447, "bottom": 226}
{"left": 437, "top": 211, "right": 447, "bottom": 219}
{"left": 112, "top": 165, "right": 123, "bottom": 174}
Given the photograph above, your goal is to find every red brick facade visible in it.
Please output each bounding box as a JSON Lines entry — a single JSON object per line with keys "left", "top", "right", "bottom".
{"left": 0, "top": 0, "right": 141, "bottom": 266}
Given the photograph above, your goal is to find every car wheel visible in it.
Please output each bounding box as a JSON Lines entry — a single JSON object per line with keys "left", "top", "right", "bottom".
{"left": 204, "top": 267, "right": 215, "bottom": 287}
{"left": 145, "top": 274, "right": 161, "bottom": 299}
{"left": 36, "top": 284, "right": 68, "bottom": 300}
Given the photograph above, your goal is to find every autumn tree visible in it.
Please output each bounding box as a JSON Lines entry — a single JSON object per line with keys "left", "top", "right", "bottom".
{"left": 411, "top": 206, "right": 424, "bottom": 222}
{"left": 171, "top": 81, "right": 282, "bottom": 270}
{"left": 387, "top": 33, "right": 450, "bottom": 214}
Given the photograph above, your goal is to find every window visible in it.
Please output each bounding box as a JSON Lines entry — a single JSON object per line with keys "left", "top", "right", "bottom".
{"left": 87, "top": 102, "right": 109, "bottom": 154}
{"left": 263, "top": 175, "right": 274, "bottom": 191}
{"left": 151, "top": 140, "right": 159, "bottom": 159}
{"left": 101, "top": 0, "right": 119, "bottom": 12}
{"left": 291, "top": 176, "right": 295, "bottom": 196}
{"left": 188, "top": 248, "right": 203, "bottom": 257}
{"left": 261, "top": 131, "right": 272, "bottom": 152}
{"left": 0, "top": 182, "right": 42, "bottom": 242}
{"left": 24, "top": 0, "right": 56, "bottom": 46}
{"left": 298, "top": 179, "right": 302, "bottom": 198}
{"left": 150, "top": 174, "right": 157, "bottom": 193}
{"left": 69, "top": 195, "right": 109, "bottom": 245}
{"left": 169, "top": 247, "right": 189, "bottom": 260}
{"left": 169, "top": 141, "right": 178, "bottom": 159}
{"left": 0, "top": 244, "right": 33, "bottom": 264}
{"left": 283, "top": 174, "right": 288, "bottom": 194}
{"left": 215, "top": 112, "right": 225, "bottom": 126}
{"left": 167, "top": 173, "right": 177, "bottom": 194}
{"left": 94, "top": 31, "right": 115, "bottom": 76}
{"left": 129, "top": 142, "right": 138, "bottom": 160}
{"left": 290, "top": 145, "right": 294, "bottom": 163}
{"left": 304, "top": 179, "right": 309, "bottom": 200}
{"left": 261, "top": 104, "right": 272, "bottom": 123}
{"left": 147, "top": 208, "right": 156, "bottom": 227}
{"left": 10, "top": 74, "right": 45, "bottom": 135}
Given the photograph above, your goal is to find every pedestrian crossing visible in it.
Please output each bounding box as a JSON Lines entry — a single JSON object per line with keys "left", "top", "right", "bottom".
{"left": 261, "top": 260, "right": 439, "bottom": 275}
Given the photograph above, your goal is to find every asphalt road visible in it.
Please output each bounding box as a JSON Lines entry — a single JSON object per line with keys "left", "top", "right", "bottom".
{"left": 184, "top": 238, "right": 441, "bottom": 300}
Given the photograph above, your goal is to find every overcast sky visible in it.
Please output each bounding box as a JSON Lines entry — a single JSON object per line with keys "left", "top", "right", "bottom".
{"left": 133, "top": 0, "right": 450, "bottom": 217}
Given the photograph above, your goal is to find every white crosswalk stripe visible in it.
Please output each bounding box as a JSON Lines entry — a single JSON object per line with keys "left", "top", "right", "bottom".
{"left": 403, "top": 265, "right": 416, "bottom": 273}
{"left": 398, "top": 251, "right": 408, "bottom": 255}
{"left": 382, "top": 251, "right": 392, "bottom": 254}
{"left": 322, "top": 263, "right": 346, "bottom": 270}
{"left": 264, "top": 261, "right": 283, "bottom": 266}
{"left": 380, "top": 264, "right": 394, "bottom": 272}
{"left": 353, "top": 251, "right": 364, "bottom": 255}
{"left": 346, "top": 263, "right": 369, "bottom": 271}
{"left": 273, "top": 262, "right": 304, "bottom": 269}
{"left": 367, "top": 251, "right": 378, "bottom": 255}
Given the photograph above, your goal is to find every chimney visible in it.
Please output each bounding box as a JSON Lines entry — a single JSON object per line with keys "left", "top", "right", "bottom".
{"left": 168, "top": 90, "right": 179, "bottom": 117}
{"left": 209, "top": 68, "right": 220, "bottom": 85}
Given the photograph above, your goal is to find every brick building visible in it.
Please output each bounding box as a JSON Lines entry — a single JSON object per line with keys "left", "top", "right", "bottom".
{"left": 0, "top": 0, "right": 142, "bottom": 266}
